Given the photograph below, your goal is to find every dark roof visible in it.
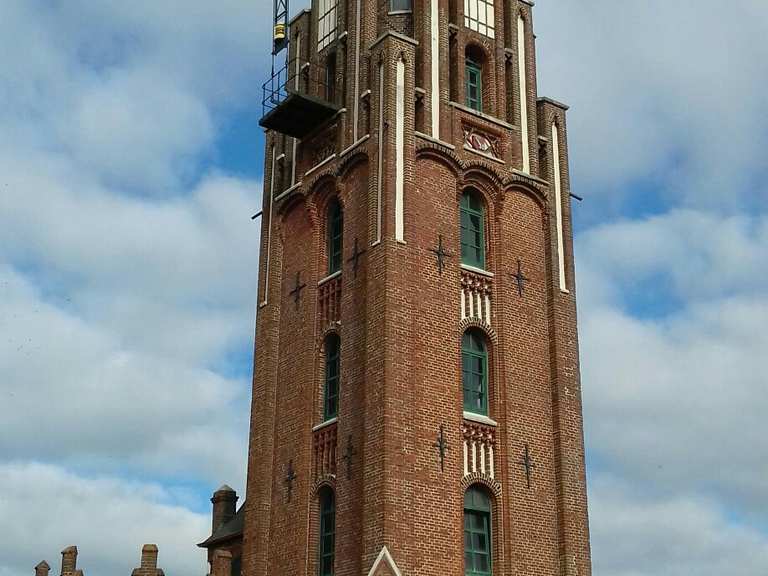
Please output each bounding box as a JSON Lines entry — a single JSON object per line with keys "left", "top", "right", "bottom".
{"left": 198, "top": 503, "right": 245, "bottom": 548}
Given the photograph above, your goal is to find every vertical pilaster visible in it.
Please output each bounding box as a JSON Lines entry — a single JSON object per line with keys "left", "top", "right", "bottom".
{"left": 539, "top": 98, "right": 593, "bottom": 576}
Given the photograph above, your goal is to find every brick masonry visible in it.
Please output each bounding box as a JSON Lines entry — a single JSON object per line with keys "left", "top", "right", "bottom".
{"left": 238, "top": 1, "right": 593, "bottom": 575}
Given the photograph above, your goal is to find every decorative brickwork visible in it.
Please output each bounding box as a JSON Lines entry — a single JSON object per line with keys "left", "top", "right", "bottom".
{"left": 239, "top": 1, "right": 593, "bottom": 576}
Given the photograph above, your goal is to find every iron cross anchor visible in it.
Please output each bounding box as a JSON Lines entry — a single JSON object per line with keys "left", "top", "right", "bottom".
{"left": 510, "top": 259, "right": 530, "bottom": 297}
{"left": 284, "top": 459, "right": 297, "bottom": 502}
{"left": 289, "top": 271, "right": 307, "bottom": 309}
{"left": 430, "top": 235, "right": 454, "bottom": 275}
{"left": 433, "top": 424, "right": 450, "bottom": 471}
{"left": 518, "top": 444, "right": 536, "bottom": 489}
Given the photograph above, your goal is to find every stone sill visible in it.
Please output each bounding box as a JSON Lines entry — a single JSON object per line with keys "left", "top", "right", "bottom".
{"left": 463, "top": 412, "right": 498, "bottom": 427}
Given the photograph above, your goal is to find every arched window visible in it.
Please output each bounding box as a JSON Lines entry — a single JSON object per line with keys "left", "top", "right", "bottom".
{"left": 318, "top": 488, "right": 336, "bottom": 576}
{"left": 464, "top": 486, "right": 492, "bottom": 576}
{"left": 462, "top": 330, "right": 488, "bottom": 415}
{"left": 324, "top": 334, "right": 340, "bottom": 420}
{"left": 327, "top": 199, "right": 343, "bottom": 274}
{"left": 460, "top": 189, "right": 486, "bottom": 269}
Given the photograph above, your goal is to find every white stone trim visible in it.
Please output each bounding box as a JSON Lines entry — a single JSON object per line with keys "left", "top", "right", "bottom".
{"left": 339, "top": 134, "right": 370, "bottom": 158}
{"left": 318, "top": 270, "right": 342, "bottom": 286}
{"left": 312, "top": 417, "right": 338, "bottom": 432}
{"left": 305, "top": 153, "right": 337, "bottom": 177}
{"left": 460, "top": 264, "right": 494, "bottom": 277}
{"left": 463, "top": 411, "right": 498, "bottom": 427}
{"left": 430, "top": 0, "right": 440, "bottom": 138}
{"left": 291, "top": 33, "right": 302, "bottom": 186}
{"left": 375, "top": 61, "right": 384, "bottom": 245}
{"left": 415, "top": 131, "right": 456, "bottom": 149}
{"left": 366, "top": 547, "right": 403, "bottom": 576}
{"left": 517, "top": 15, "right": 530, "bottom": 173}
{"left": 463, "top": 145, "right": 505, "bottom": 165}
{"left": 395, "top": 56, "right": 406, "bottom": 243}
{"left": 449, "top": 101, "right": 515, "bottom": 130}
{"left": 552, "top": 122, "right": 567, "bottom": 292}
{"left": 275, "top": 181, "right": 302, "bottom": 203}
{"left": 259, "top": 145, "right": 277, "bottom": 307}
{"left": 353, "top": 0, "right": 362, "bottom": 142}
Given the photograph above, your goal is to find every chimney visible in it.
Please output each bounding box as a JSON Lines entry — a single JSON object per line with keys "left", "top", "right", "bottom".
{"left": 131, "top": 544, "right": 164, "bottom": 576}
{"left": 35, "top": 561, "right": 50, "bottom": 576}
{"left": 60, "top": 547, "right": 77, "bottom": 575}
{"left": 211, "top": 485, "right": 238, "bottom": 532}
{"left": 140, "top": 545, "right": 158, "bottom": 569}
{"left": 211, "top": 550, "right": 232, "bottom": 576}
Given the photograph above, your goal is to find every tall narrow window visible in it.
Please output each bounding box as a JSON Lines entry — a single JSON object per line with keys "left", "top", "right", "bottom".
{"left": 390, "top": 0, "right": 412, "bottom": 11}
{"left": 317, "top": 0, "right": 338, "bottom": 50}
{"left": 324, "top": 334, "right": 340, "bottom": 420}
{"left": 462, "top": 330, "right": 488, "bottom": 415}
{"left": 327, "top": 199, "right": 343, "bottom": 274}
{"left": 319, "top": 488, "right": 336, "bottom": 576}
{"left": 464, "top": 487, "right": 492, "bottom": 576}
{"left": 465, "top": 58, "right": 483, "bottom": 112}
{"left": 460, "top": 189, "right": 485, "bottom": 269}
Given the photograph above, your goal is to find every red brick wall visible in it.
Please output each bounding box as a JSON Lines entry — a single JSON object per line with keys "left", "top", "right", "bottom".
{"left": 242, "top": 0, "right": 591, "bottom": 575}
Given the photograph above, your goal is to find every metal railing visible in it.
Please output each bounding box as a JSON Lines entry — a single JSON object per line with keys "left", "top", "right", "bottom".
{"left": 261, "top": 56, "right": 335, "bottom": 118}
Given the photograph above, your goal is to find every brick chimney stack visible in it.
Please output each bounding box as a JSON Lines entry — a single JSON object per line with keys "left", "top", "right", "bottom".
{"left": 131, "top": 544, "right": 164, "bottom": 576}
{"left": 211, "top": 485, "right": 237, "bottom": 532}
{"left": 59, "top": 546, "right": 82, "bottom": 576}
{"left": 35, "top": 561, "right": 50, "bottom": 576}
{"left": 140, "top": 545, "right": 158, "bottom": 569}
{"left": 211, "top": 550, "right": 232, "bottom": 576}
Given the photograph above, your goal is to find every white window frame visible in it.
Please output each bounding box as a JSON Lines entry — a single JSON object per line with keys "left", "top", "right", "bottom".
{"left": 464, "top": 0, "right": 495, "bottom": 38}
{"left": 317, "top": 0, "right": 338, "bottom": 51}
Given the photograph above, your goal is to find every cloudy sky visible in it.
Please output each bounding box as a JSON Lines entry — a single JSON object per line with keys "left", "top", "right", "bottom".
{"left": 0, "top": 1, "right": 766, "bottom": 575}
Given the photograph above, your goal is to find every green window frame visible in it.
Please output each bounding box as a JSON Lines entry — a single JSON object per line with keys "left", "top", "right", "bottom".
{"left": 327, "top": 199, "right": 343, "bottom": 274}
{"left": 464, "top": 487, "right": 492, "bottom": 576}
{"left": 460, "top": 190, "right": 486, "bottom": 269}
{"left": 462, "top": 330, "right": 488, "bottom": 416}
{"left": 465, "top": 59, "right": 483, "bottom": 112}
{"left": 324, "top": 334, "right": 340, "bottom": 420}
{"left": 319, "top": 488, "right": 336, "bottom": 576}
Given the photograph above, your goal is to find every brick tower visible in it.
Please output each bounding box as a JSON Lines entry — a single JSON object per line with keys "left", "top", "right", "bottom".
{"left": 240, "top": 0, "right": 592, "bottom": 575}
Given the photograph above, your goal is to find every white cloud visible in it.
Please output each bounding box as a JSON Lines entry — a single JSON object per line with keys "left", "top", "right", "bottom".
{"left": 0, "top": 266, "right": 248, "bottom": 484}
{"left": 535, "top": 0, "right": 768, "bottom": 210}
{"left": 577, "top": 210, "right": 768, "bottom": 521}
{"left": 0, "top": 462, "right": 210, "bottom": 576}
{"left": 589, "top": 474, "right": 768, "bottom": 576}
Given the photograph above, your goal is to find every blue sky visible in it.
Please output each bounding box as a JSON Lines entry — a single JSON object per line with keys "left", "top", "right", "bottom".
{"left": 1, "top": 1, "right": 767, "bottom": 575}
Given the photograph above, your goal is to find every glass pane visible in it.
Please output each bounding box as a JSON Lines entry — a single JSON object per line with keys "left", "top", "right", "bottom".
{"left": 478, "top": 554, "right": 489, "bottom": 572}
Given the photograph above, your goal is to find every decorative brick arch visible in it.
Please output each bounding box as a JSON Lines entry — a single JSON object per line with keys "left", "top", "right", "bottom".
{"left": 276, "top": 197, "right": 313, "bottom": 244}
{"left": 415, "top": 144, "right": 463, "bottom": 177}
{"left": 312, "top": 475, "right": 337, "bottom": 497}
{"left": 336, "top": 149, "right": 369, "bottom": 180}
{"left": 318, "top": 325, "right": 341, "bottom": 349}
{"left": 461, "top": 473, "right": 502, "bottom": 499}
{"left": 458, "top": 317, "right": 498, "bottom": 345}
{"left": 462, "top": 163, "right": 505, "bottom": 193}
{"left": 502, "top": 180, "right": 548, "bottom": 213}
